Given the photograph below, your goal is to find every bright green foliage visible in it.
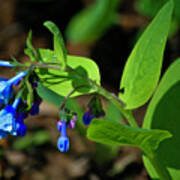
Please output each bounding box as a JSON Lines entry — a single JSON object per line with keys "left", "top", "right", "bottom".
{"left": 143, "top": 58, "right": 180, "bottom": 179}
{"left": 87, "top": 119, "right": 172, "bottom": 155}
{"left": 44, "top": 21, "right": 67, "bottom": 69}
{"left": 36, "top": 49, "right": 100, "bottom": 97}
{"left": 24, "top": 31, "right": 38, "bottom": 62}
{"left": 66, "top": 0, "right": 119, "bottom": 44}
{"left": 119, "top": 1, "right": 173, "bottom": 109}
{"left": 105, "top": 102, "right": 123, "bottom": 123}
{"left": 25, "top": 80, "right": 34, "bottom": 110}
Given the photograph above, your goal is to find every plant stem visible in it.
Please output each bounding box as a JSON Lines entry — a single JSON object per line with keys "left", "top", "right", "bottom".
{"left": 65, "top": 66, "right": 138, "bottom": 127}
{"left": 95, "top": 85, "right": 139, "bottom": 128}
{"left": 33, "top": 63, "right": 138, "bottom": 128}
{"left": 147, "top": 154, "right": 171, "bottom": 180}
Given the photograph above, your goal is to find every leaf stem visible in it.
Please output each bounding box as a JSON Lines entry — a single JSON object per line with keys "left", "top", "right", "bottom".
{"left": 95, "top": 85, "right": 139, "bottom": 128}
{"left": 147, "top": 154, "right": 171, "bottom": 180}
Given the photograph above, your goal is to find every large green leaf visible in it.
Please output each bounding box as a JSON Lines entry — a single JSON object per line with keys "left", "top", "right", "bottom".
{"left": 119, "top": 1, "right": 173, "bottom": 109}
{"left": 66, "top": 0, "right": 119, "bottom": 44}
{"left": 87, "top": 119, "right": 171, "bottom": 155}
{"left": 143, "top": 58, "right": 180, "bottom": 179}
{"left": 44, "top": 21, "right": 67, "bottom": 69}
{"left": 36, "top": 49, "right": 100, "bottom": 97}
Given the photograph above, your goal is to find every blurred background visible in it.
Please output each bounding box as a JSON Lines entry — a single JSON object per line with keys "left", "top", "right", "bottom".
{"left": 0, "top": 0, "right": 179, "bottom": 179}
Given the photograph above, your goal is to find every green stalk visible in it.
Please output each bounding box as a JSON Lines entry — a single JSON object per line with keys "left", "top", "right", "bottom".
{"left": 96, "top": 85, "right": 138, "bottom": 128}
{"left": 33, "top": 63, "right": 138, "bottom": 128}
{"left": 146, "top": 154, "right": 171, "bottom": 180}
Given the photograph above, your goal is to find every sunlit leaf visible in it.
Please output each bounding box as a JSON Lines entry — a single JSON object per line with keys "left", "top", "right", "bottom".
{"left": 36, "top": 49, "right": 100, "bottom": 97}
{"left": 44, "top": 21, "right": 67, "bottom": 69}
{"left": 87, "top": 119, "right": 171, "bottom": 155}
{"left": 119, "top": 1, "right": 173, "bottom": 109}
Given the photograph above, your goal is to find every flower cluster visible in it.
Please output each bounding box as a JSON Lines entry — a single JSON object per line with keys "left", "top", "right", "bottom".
{"left": 0, "top": 60, "right": 42, "bottom": 138}
{"left": 0, "top": 60, "right": 105, "bottom": 153}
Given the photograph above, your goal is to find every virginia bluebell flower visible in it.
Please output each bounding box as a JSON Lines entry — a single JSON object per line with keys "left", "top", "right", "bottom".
{"left": 0, "top": 130, "right": 7, "bottom": 138}
{"left": 0, "top": 72, "right": 27, "bottom": 105}
{"left": 57, "top": 115, "right": 78, "bottom": 132}
{"left": 69, "top": 115, "right": 78, "bottom": 129}
{"left": 15, "top": 112, "right": 27, "bottom": 137}
{"left": 57, "top": 120, "right": 63, "bottom": 132}
{"left": 0, "top": 60, "right": 14, "bottom": 67}
{"left": 82, "top": 96, "right": 105, "bottom": 125}
{"left": 57, "top": 120, "right": 69, "bottom": 152}
{"left": 0, "top": 98, "right": 21, "bottom": 138}
{"left": 82, "top": 109, "right": 96, "bottom": 125}
{"left": 30, "top": 100, "right": 42, "bottom": 116}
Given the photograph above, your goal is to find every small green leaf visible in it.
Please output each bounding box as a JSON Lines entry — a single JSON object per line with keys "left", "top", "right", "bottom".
{"left": 25, "top": 80, "right": 34, "bottom": 110}
{"left": 87, "top": 119, "right": 172, "bottom": 155}
{"left": 44, "top": 21, "right": 67, "bottom": 69}
{"left": 66, "top": 0, "right": 119, "bottom": 44}
{"left": 37, "top": 48, "right": 57, "bottom": 63}
{"left": 119, "top": 1, "right": 173, "bottom": 109}
{"left": 25, "top": 30, "right": 38, "bottom": 62}
{"left": 36, "top": 49, "right": 100, "bottom": 97}
{"left": 143, "top": 58, "right": 180, "bottom": 179}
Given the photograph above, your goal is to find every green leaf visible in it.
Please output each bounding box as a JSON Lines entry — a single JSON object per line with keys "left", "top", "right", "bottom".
{"left": 119, "top": 1, "right": 173, "bottom": 109}
{"left": 44, "top": 21, "right": 67, "bottom": 69}
{"left": 24, "top": 30, "right": 38, "bottom": 62}
{"left": 37, "top": 83, "right": 64, "bottom": 107}
{"left": 143, "top": 58, "right": 180, "bottom": 179}
{"left": 25, "top": 80, "right": 34, "bottom": 110}
{"left": 66, "top": 0, "right": 119, "bottom": 44}
{"left": 105, "top": 102, "right": 123, "bottom": 123}
{"left": 37, "top": 48, "right": 57, "bottom": 63}
{"left": 36, "top": 49, "right": 100, "bottom": 97}
{"left": 87, "top": 119, "right": 172, "bottom": 155}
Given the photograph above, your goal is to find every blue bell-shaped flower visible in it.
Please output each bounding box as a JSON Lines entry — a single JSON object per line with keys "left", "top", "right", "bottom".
{"left": 0, "top": 98, "right": 21, "bottom": 138}
{"left": 0, "top": 60, "right": 14, "bottom": 67}
{"left": 15, "top": 123, "right": 27, "bottom": 137}
{"left": 0, "top": 72, "right": 27, "bottom": 105}
{"left": 0, "top": 130, "right": 7, "bottom": 138}
{"left": 82, "top": 109, "right": 96, "bottom": 125}
{"left": 57, "top": 120, "right": 69, "bottom": 152}
{"left": 14, "top": 112, "right": 27, "bottom": 137}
